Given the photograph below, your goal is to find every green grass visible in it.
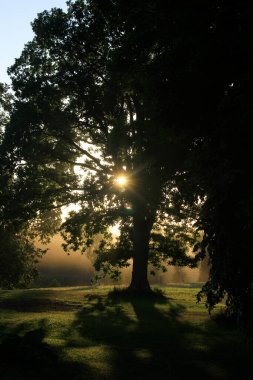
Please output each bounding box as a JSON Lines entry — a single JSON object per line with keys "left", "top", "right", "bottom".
{"left": 0, "top": 286, "right": 251, "bottom": 380}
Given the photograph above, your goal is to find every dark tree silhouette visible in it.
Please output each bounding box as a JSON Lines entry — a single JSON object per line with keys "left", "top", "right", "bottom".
{"left": 1, "top": 84, "right": 61, "bottom": 288}
{"left": 2, "top": 1, "right": 208, "bottom": 292}
{"left": 184, "top": 0, "right": 253, "bottom": 322}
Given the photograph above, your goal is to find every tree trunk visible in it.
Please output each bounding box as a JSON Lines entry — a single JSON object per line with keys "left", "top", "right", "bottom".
{"left": 129, "top": 213, "right": 152, "bottom": 293}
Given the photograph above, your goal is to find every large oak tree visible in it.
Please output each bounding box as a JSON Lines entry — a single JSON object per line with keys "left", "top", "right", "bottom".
{"left": 4, "top": 0, "right": 240, "bottom": 294}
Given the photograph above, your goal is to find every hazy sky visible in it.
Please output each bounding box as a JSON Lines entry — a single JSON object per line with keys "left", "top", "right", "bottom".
{"left": 0, "top": 0, "right": 68, "bottom": 84}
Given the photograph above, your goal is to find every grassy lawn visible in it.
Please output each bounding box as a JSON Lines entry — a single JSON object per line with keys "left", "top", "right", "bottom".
{"left": 0, "top": 286, "right": 251, "bottom": 380}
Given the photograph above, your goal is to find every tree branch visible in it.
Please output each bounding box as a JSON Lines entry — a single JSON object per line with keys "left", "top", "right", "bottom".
{"left": 67, "top": 138, "right": 110, "bottom": 171}
{"left": 62, "top": 159, "right": 105, "bottom": 173}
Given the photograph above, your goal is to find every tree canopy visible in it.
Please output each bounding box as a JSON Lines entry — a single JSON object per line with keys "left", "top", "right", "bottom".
{"left": 186, "top": 0, "right": 253, "bottom": 322}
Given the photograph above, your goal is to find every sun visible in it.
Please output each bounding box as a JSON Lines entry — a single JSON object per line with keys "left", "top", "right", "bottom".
{"left": 110, "top": 223, "right": 120, "bottom": 237}
{"left": 115, "top": 175, "right": 127, "bottom": 186}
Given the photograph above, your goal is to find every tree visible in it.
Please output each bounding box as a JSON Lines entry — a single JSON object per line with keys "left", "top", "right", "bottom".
{"left": 1, "top": 83, "right": 64, "bottom": 288}
{"left": 0, "top": 209, "right": 62, "bottom": 289}
{"left": 0, "top": 227, "right": 42, "bottom": 289}
{"left": 195, "top": 80, "right": 253, "bottom": 322}
{"left": 3, "top": 0, "right": 225, "bottom": 292}
{"left": 185, "top": 0, "right": 253, "bottom": 322}
{"left": 196, "top": 67, "right": 253, "bottom": 322}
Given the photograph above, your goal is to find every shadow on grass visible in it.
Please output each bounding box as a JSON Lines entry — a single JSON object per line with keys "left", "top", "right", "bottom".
{"left": 65, "top": 294, "right": 252, "bottom": 380}
{"left": 67, "top": 296, "right": 198, "bottom": 379}
{"left": 0, "top": 298, "right": 83, "bottom": 312}
{"left": 0, "top": 292, "right": 252, "bottom": 380}
{"left": 0, "top": 320, "right": 92, "bottom": 380}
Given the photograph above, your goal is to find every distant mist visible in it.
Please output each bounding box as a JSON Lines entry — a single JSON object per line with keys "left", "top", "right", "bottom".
{"left": 33, "top": 235, "right": 94, "bottom": 287}
{"left": 33, "top": 235, "right": 209, "bottom": 287}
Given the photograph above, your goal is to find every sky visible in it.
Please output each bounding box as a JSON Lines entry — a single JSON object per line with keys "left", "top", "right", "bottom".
{"left": 0, "top": 0, "right": 68, "bottom": 84}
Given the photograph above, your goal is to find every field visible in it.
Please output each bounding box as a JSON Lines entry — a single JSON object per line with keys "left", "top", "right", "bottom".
{"left": 0, "top": 286, "right": 252, "bottom": 380}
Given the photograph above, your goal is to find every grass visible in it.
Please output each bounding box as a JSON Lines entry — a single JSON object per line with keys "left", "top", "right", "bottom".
{"left": 0, "top": 285, "right": 252, "bottom": 380}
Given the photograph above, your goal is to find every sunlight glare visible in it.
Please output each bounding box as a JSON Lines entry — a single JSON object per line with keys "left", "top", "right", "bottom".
{"left": 110, "top": 223, "right": 120, "bottom": 237}
{"left": 115, "top": 175, "right": 127, "bottom": 186}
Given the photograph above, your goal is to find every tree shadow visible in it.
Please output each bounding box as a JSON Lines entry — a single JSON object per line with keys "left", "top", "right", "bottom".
{"left": 0, "top": 293, "right": 252, "bottom": 380}
{"left": 65, "top": 294, "right": 252, "bottom": 380}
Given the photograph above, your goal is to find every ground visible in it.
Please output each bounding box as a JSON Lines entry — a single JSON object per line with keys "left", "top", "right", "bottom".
{"left": 0, "top": 285, "right": 252, "bottom": 380}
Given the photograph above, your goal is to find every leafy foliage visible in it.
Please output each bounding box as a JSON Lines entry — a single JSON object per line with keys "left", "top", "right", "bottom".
{"left": 0, "top": 228, "right": 43, "bottom": 289}
{"left": 187, "top": 0, "right": 253, "bottom": 322}
{"left": 2, "top": 0, "right": 205, "bottom": 289}
{"left": 0, "top": 207, "right": 62, "bottom": 289}
{"left": 196, "top": 77, "right": 253, "bottom": 322}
